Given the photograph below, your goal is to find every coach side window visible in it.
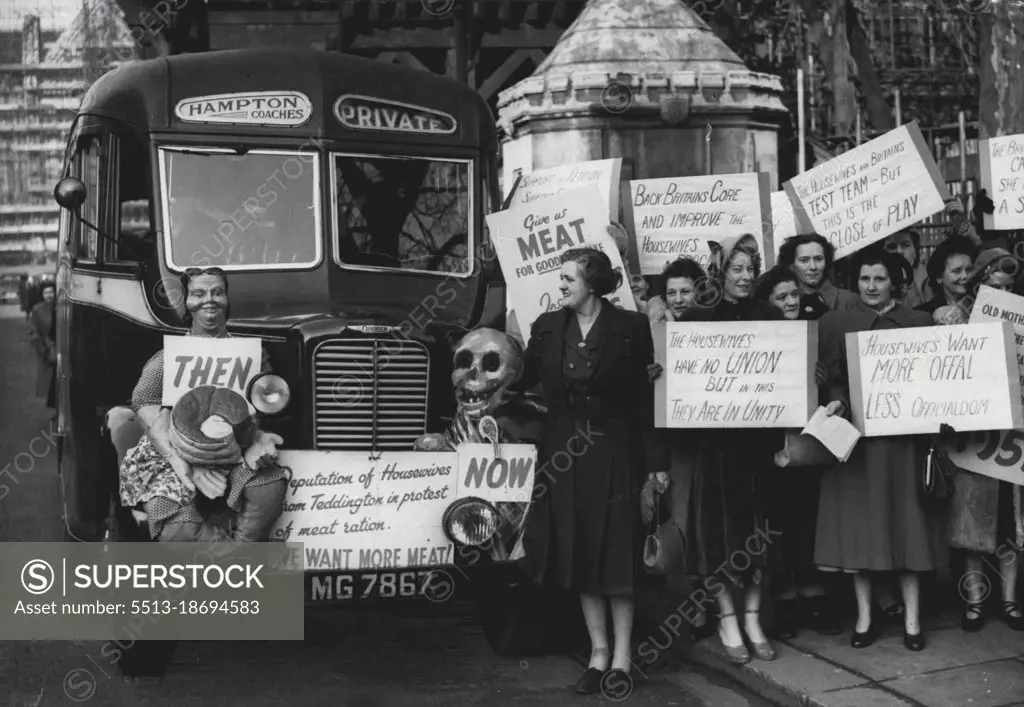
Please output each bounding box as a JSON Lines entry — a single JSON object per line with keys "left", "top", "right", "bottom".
{"left": 71, "top": 135, "right": 104, "bottom": 263}
{"left": 109, "top": 134, "right": 154, "bottom": 264}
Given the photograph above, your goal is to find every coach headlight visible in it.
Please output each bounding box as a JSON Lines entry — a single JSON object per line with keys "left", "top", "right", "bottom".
{"left": 442, "top": 497, "right": 500, "bottom": 547}
{"left": 248, "top": 374, "right": 291, "bottom": 414}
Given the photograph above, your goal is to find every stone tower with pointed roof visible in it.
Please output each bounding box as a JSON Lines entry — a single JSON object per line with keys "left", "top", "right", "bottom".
{"left": 497, "top": 0, "right": 788, "bottom": 191}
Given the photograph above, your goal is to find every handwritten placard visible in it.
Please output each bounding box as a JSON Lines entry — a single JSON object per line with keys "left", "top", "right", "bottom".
{"left": 770, "top": 190, "right": 807, "bottom": 264}
{"left": 486, "top": 184, "right": 636, "bottom": 339}
{"left": 968, "top": 285, "right": 1024, "bottom": 390}
{"left": 946, "top": 429, "right": 1024, "bottom": 486}
{"left": 652, "top": 321, "right": 817, "bottom": 428}
{"left": 505, "top": 158, "right": 623, "bottom": 222}
{"left": 979, "top": 134, "right": 1024, "bottom": 231}
{"left": 161, "top": 335, "right": 262, "bottom": 407}
{"left": 622, "top": 173, "right": 773, "bottom": 275}
{"left": 270, "top": 445, "right": 537, "bottom": 570}
{"left": 784, "top": 122, "right": 949, "bottom": 260}
{"left": 846, "top": 321, "right": 1024, "bottom": 437}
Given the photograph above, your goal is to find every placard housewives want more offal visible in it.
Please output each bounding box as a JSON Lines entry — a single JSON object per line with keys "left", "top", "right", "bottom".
{"left": 846, "top": 321, "right": 1023, "bottom": 437}
{"left": 652, "top": 321, "right": 817, "bottom": 429}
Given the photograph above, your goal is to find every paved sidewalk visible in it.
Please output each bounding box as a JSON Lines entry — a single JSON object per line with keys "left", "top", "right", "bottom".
{"left": 635, "top": 588, "right": 1024, "bottom": 707}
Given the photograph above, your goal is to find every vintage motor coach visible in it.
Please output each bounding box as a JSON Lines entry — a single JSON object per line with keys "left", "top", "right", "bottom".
{"left": 52, "top": 49, "right": 572, "bottom": 673}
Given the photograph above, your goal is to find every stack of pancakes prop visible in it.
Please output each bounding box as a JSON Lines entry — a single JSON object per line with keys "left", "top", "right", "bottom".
{"left": 170, "top": 386, "right": 257, "bottom": 469}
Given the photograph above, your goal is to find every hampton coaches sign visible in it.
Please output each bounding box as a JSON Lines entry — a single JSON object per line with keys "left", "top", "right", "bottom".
{"left": 174, "top": 91, "right": 313, "bottom": 126}
{"left": 333, "top": 95, "right": 457, "bottom": 135}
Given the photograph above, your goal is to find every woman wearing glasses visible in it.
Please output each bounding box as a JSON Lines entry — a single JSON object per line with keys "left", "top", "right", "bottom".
{"left": 119, "top": 267, "right": 287, "bottom": 543}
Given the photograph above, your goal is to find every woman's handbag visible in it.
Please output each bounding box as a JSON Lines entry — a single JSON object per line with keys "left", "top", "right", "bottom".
{"left": 642, "top": 491, "right": 686, "bottom": 575}
{"left": 919, "top": 428, "right": 956, "bottom": 505}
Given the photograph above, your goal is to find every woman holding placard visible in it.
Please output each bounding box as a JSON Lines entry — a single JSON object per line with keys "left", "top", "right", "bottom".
{"left": 646, "top": 257, "right": 705, "bottom": 323}
{"left": 818, "top": 247, "right": 935, "bottom": 651}
{"left": 516, "top": 246, "right": 668, "bottom": 694}
{"left": 119, "top": 267, "right": 287, "bottom": 543}
{"left": 915, "top": 236, "right": 978, "bottom": 318}
{"left": 945, "top": 248, "right": 1024, "bottom": 633}
{"left": 672, "top": 234, "right": 783, "bottom": 663}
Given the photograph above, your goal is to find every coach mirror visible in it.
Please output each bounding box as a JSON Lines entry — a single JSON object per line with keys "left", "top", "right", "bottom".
{"left": 54, "top": 176, "right": 145, "bottom": 267}
{"left": 54, "top": 176, "right": 87, "bottom": 211}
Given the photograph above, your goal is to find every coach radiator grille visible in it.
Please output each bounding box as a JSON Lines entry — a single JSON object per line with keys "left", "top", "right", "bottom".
{"left": 313, "top": 337, "right": 430, "bottom": 451}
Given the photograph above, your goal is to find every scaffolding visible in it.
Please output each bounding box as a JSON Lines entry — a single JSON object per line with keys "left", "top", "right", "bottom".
{"left": 0, "top": 0, "right": 134, "bottom": 270}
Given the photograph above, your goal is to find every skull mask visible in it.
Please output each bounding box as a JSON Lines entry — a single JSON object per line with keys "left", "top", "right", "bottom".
{"left": 451, "top": 328, "right": 523, "bottom": 419}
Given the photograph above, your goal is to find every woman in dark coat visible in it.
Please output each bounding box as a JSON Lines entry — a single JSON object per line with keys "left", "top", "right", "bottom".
{"left": 27, "top": 282, "right": 55, "bottom": 401}
{"left": 517, "top": 247, "right": 667, "bottom": 694}
{"left": 672, "top": 234, "right": 783, "bottom": 664}
{"left": 817, "top": 246, "right": 934, "bottom": 651}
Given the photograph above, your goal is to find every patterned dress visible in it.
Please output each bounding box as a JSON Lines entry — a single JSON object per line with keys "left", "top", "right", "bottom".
{"left": 119, "top": 335, "right": 285, "bottom": 537}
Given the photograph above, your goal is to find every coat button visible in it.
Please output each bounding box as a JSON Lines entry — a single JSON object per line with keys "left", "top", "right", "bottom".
{"left": 568, "top": 362, "right": 575, "bottom": 369}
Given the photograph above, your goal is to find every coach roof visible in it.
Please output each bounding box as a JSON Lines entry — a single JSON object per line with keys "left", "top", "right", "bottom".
{"left": 78, "top": 48, "right": 494, "bottom": 147}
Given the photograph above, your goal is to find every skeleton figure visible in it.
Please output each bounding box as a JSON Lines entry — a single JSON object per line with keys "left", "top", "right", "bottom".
{"left": 414, "top": 328, "right": 525, "bottom": 456}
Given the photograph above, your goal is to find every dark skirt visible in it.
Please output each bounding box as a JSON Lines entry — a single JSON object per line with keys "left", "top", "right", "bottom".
{"left": 676, "top": 430, "right": 773, "bottom": 587}
{"left": 815, "top": 436, "right": 934, "bottom": 572}
{"left": 519, "top": 413, "right": 639, "bottom": 598}
{"left": 761, "top": 465, "right": 823, "bottom": 588}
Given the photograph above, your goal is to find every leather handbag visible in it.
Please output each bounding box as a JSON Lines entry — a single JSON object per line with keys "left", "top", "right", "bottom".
{"left": 919, "top": 433, "right": 956, "bottom": 505}
{"left": 642, "top": 493, "right": 686, "bottom": 576}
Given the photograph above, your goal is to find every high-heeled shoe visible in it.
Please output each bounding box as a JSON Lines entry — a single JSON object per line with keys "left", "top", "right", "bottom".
{"left": 744, "top": 610, "right": 776, "bottom": 661}
{"left": 904, "top": 628, "right": 925, "bottom": 651}
{"left": 1000, "top": 601, "right": 1024, "bottom": 631}
{"left": 716, "top": 611, "right": 750, "bottom": 664}
{"left": 961, "top": 602, "right": 985, "bottom": 633}
{"left": 850, "top": 620, "right": 879, "bottom": 649}
{"left": 575, "top": 668, "right": 604, "bottom": 695}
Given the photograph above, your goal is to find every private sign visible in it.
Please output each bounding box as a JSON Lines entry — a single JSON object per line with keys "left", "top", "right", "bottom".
{"left": 334, "top": 94, "right": 457, "bottom": 135}
{"left": 175, "top": 91, "right": 313, "bottom": 126}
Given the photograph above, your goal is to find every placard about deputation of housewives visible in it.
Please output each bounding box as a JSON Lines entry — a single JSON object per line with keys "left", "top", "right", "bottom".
{"left": 846, "top": 321, "right": 1023, "bottom": 437}
{"left": 505, "top": 158, "right": 622, "bottom": 222}
{"left": 784, "top": 122, "right": 948, "bottom": 260}
{"left": 486, "top": 184, "right": 636, "bottom": 338}
{"left": 979, "top": 133, "right": 1024, "bottom": 231}
{"left": 161, "top": 335, "right": 262, "bottom": 407}
{"left": 652, "top": 321, "right": 817, "bottom": 429}
{"left": 622, "top": 173, "right": 773, "bottom": 275}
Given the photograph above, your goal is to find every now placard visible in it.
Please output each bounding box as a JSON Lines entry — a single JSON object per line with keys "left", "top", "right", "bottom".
{"left": 979, "top": 133, "right": 1024, "bottom": 231}
{"left": 784, "top": 122, "right": 949, "bottom": 260}
{"left": 623, "top": 173, "right": 773, "bottom": 275}
{"left": 161, "top": 335, "right": 262, "bottom": 407}
{"left": 652, "top": 321, "right": 817, "bottom": 429}
{"left": 486, "top": 184, "right": 636, "bottom": 339}
{"left": 846, "top": 321, "right": 1023, "bottom": 436}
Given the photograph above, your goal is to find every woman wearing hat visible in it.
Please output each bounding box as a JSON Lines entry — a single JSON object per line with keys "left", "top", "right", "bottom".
{"left": 944, "top": 246, "right": 1024, "bottom": 633}
{"left": 119, "top": 267, "right": 287, "bottom": 543}
{"left": 671, "top": 234, "right": 783, "bottom": 664}
{"left": 915, "top": 236, "right": 978, "bottom": 318}
{"left": 818, "top": 246, "right": 935, "bottom": 651}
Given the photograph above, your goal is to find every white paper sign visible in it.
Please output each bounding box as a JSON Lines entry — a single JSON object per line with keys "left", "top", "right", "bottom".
{"left": 770, "top": 190, "right": 806, "bottom": 263}
{"left": 161, "top": 335, "right": 262, "bottom": 407}
{"left": 946, "top": 429, "right": 1024, "bottom": 486}
{"left": 505, "top": 158, "right": 623, "bottom": 222}
{"left": 846, "top": 321, "right": 1024, "bottom": 436}
{"left": 784, "top": 122, "right": 949, "bottom": 260}
{"left": 624, "top": 173, "right": 773, "bottom": 275}
{"left": 979, "top": 133, "right": 1024, "bottom": 231}
{"left": 487, "top": 184, "right": 636, "bottom": 339}
{"left": 271, "top": 445, "right": 537, "bottom": 570}
{"left": 652, "top": 321, "right": 817, "bottom": 428}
